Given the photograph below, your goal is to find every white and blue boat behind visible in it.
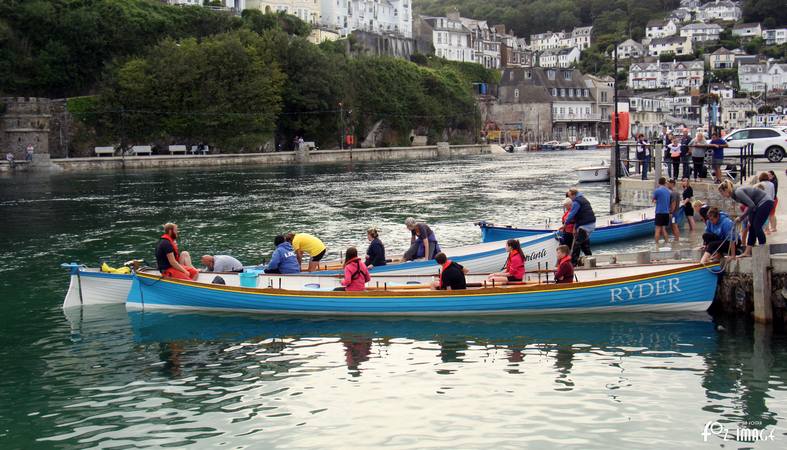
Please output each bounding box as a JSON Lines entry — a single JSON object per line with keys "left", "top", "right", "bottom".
{"left": 126, "top": 262, "right": 720, "bottom": 315}
{"left": 478, "top": 207, "right": 658, "bottom": 245}
{"left": 62, "top": 232, "right": 558, "bottom": 308}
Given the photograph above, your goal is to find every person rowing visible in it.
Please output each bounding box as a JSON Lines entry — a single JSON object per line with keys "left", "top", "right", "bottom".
{"left": 487, "top": 239, "right": 525, "bottom": 285}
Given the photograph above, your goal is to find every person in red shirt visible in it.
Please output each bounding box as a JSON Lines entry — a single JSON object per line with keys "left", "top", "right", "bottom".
{"left": 554, "top": 245, "right": 574, "bottom": 284}
{"left": 488, "top": 239, "right": 526, "bottom": 284}
{"left": 335, "top": 247, "right": 371, "bottom": 291}
{"left": 559, "top": 197, "right": 575, "bottom": 248}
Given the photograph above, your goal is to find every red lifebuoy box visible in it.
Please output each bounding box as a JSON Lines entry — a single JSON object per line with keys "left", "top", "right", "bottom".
{"left": 610, "top": 112, "right": 630, "bottom": 141}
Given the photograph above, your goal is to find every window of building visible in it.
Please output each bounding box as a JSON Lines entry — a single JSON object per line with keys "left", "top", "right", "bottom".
{"left": 563, "top": 71, "right": 571, "bottom": 80}
{"left": 514, "top": 89, "right": 520, "bottom": 99}
{"left": 547, "top": 69, "right": 556, "bottom": 80}
{"left": 560, "top": 88, "right": 565, "bottom": 96}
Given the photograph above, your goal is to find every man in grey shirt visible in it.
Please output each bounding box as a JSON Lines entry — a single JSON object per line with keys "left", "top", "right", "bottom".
{"left": 201, "top": 254, "right": 244, "bottom": 272}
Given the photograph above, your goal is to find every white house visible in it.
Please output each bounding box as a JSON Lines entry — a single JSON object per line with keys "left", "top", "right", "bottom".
{"left": 732, "top": 23, "right": 762, "bottom": 39}
{"left": 679, "top": 0, "right": 701, "bottom": 11}
{"left": 414, "top": 14, "right": 472, "bottom": 62}
{"left": 246, "top": 0, "right": 320, "bottom": 24}
{"left": 645, "top": 19, "right": 678, "bottom": 40}
{"left": 320, "top": 0, "right": 412, "bottom": 37}
{"left": 768, "top": 64, "right": 787, "bottom": 91}
{"left": 669, "top": 8, "right": 694, "bottom": 23}
{"left": 697, "top": 1, "right": 741, "bottom": 22}
{"left": 706, "top": 47, "right": 736, "bottom": 69}
{"left": 680, "top": 22, "right": 722, "bottom": 43}
{"left": 738, "top": 61, "right": 769, "bottom": 92}
{"left": 538, "top": 47, "right": 580, "bottom": 68}
{"left": 616, "top": 39, "right": 645, "bottom": 59}
{"left": 709, "top": 83, "right": 735, "bottom": 99}
{"left": 648, "top": 36, "right": 693, "bottom": 57}
{"left": 529, "top": 31, "right": 567, "bottom": 51}
{"left": 628, "top": 60, "right": 704, "bottom": 93}
{"left": 763, "top": 28, "right": 787, "bottom": 45}
{"left": 460, "top": 17, "right": 502, "bottom": 69}
{"left": 571, "top": 26, "right": 593, "bottom": 50}
{"left": 628, "top": 93, "right": 668, "bottom": 138}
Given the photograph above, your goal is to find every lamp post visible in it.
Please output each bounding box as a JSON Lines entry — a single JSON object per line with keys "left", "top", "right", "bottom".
{"left": 613, "top": 42, "right": 620, "bottom": 211}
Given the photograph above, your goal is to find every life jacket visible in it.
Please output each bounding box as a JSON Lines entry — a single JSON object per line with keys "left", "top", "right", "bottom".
{"left": 505, "top": 250, "right": 525, "bottom": 279}
{"left": 556, "top": 255, "right": 573, "bottom": 283}
{"left": 347, "top": 258, "right": 370, "bottom": 282}
{"left": 160, "top": 233, "right": 179, "bottom": 259}
{"left": 571, "top": 195, "right": 596, "bottom": 226}
{"left": 439, "top": 260, "right": 453, "bottom": 289}
{"left": 561, "top": 209, "right": 575, "bottom": 233}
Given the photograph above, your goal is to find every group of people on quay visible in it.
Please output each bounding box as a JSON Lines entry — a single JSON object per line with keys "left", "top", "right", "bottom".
{"left": 651, "top": 169, "right": 779, "bottom": 264}
{"left": 635, "top": 127, "right": 728, "bottom": 182}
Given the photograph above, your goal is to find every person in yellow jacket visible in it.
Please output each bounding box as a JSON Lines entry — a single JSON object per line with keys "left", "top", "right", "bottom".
{"left": 286, "top": 232, "right": 327, "bottom": 272}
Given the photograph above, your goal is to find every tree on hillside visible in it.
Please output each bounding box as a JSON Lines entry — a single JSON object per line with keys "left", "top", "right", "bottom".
{"left": 742, "top": 0, "right": 787, "bottom": 28}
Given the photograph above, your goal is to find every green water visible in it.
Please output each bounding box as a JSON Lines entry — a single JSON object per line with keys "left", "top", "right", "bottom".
{"left": 1, "top": 152, "right": 786, "bottom": 448}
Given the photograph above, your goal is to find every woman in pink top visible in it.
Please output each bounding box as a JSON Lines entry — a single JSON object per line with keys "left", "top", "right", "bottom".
{"left": 487, "top": 239, "right": 526, "bottom": 284}
{"left": 337, "top": 247, "right": 371, "bottom": 291}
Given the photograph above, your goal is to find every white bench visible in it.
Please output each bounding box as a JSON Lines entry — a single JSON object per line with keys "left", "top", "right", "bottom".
{"left": 94, "top": 146, "right": 115, "bottom": 157}
{"left": 128, "top": 145, "right": 152, "bottom": 156}
{"left": 168, "top": 145, "right": 187, "bottom": 155}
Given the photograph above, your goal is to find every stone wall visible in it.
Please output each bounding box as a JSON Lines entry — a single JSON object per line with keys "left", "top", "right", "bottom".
{"left": 479, "top": 101, "right": 553, "bottom": 143}
{"left": 0, "top": 97, "right": 51, "bottom": 159}
{"left": 715, "top": 271, "right": 787, "bottom": 327}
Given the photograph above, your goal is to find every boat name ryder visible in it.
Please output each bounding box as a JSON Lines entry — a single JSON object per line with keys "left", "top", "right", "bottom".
{"left": 609, "top": 278, "right": 680, "bottom": 303}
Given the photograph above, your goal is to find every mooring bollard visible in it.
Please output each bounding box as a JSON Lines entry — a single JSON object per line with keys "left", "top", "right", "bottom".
{"left": 752, "top": 245, "right": 773, "bottom": 323}
{"left": 636, "top": 251, "right": 651, "bottom": 264}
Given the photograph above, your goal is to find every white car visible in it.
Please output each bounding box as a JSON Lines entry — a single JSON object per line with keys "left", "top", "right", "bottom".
{"left": 722, "top": 127, "right": 787, "bottom": 162}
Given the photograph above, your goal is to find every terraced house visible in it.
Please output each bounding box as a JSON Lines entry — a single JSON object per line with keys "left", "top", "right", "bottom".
{"left": 628, "top": 61, "right": 704, "bottom": 93}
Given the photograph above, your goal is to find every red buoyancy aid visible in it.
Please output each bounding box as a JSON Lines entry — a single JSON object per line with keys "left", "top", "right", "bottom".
{"left": 555, "top": 255, "right": 574, "bottom": 283}
{"left": 160, "top": 233, "right": 179, "bottom": 260}
{"left": 505, "top": 250, "right": 525, "bottom": 280}
{"left": 562, "top": 209, "right": 574, "bottom": 233}
{"left": 439, "top": 259, "right": 453, "bottom": 289}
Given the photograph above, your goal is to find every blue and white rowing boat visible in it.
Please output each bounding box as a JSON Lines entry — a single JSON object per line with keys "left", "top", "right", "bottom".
{"left": 477, "top": 207, "right": 656, "bottom": 244}
{"left": 62, "top": 232, "right": 558, "bottom": 308}
{"left": 126, "top": 262, "right": 719, "bottom": 316}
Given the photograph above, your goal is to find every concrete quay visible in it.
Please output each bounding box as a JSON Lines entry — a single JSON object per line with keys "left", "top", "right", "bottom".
{"left": 0, "top": 143, "right": 491, "bottom": 173}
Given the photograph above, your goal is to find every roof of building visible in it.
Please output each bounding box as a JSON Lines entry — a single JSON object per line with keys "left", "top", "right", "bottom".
{"left": 733, "top": 22, "right": 761, "bottom": 29}
{"left": 682, "top": 22, "right": 723, "bottom": 31}
{"left": 571, "top": 26, "right": 592, "bottom": 36}
{"left": 619, "top": 38, "right": 644, "bottom": 48}
{"left": 629, "top": 60, "right": 704, "bottom": 71}
{"left": 710, "top": 47, "right": 733, "bottom": 55}
{"left": 499, "top": 67, "right": 595, "bottom": 102}
{"left": 647, "top": 19, "right": 670, "bottom": 28}
{"left": 701, "top": 0, "right": 739, "bottom": 9}
{"left": 419, "top": 16, "right": 471, "bottom": 34}
{"left": 650, "top": 36, "right": 688, "bottom": 46}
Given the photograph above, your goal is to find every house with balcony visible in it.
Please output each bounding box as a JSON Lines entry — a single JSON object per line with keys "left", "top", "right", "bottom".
{"left": 414, "top": 14, "right": 472, "bottom": 62}
{"left": 732, "top": 23, "right": 762, "bottom": 40}
{"left": 628, "top": 92, "right": 668, "bottom": 138}
{"left": 697, "top": 1, "right": 741, "bottom": 22}
{"left": 571, "top": 26, "right": 593, "bottom": 50}
{"left": 495, "top": 26, "right": 533, "bottom": 68}
{"left": 246, "top": 0, "right": 320, "bottom": 24}
{"left": 616, "top": 39, "right": 645, "bottom": 59}
{"left": 680, "top": 22, "right": 722, "bottom": 43}
{"left": 628, "top": 60, "right": 704, "bottom": 93}
{"left": 768, "top": 64, "right": 787, "bottom": 91}
{"left": 763, "top": 28, "right": 787, "bottom": 45}
{"left": 664, "top": 95, "right": 701, "bottom": 124}
{"left": 648, "top": 36, "right": 693, "bottom": 57}
{"left": 539, "top": 47, "right": 580, "bottom": 68}
{"left": 738, "top": 61, "right": 770, "bottom": 92}
{"left": 529, "top": 31, "right": 567, "bottom": 51}
{"left": 319, "top": 0, "right": 413, "bottom": 37}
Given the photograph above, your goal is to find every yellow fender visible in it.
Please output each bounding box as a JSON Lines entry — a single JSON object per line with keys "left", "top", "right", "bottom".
{"left": 101, "top": 262, "right": 131, "bottom": 275}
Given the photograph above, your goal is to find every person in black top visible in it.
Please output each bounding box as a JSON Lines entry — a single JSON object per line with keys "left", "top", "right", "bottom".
{"left": 432, "top": 252, "right": 467, "bottom": 290}
{"left": 565, "top": 188, "right": 596, "bottom": 266}
{"left": 364, "top": 228, "right": 386, "bottom": 269}
{"left": 681, "top": 178, "right": 695, "bottom": 231}
{"left": 680, "top": 128, "right": 692, "bottom": 179}
{"left": 156, "top": 222, "right": 198, "bottom": 280}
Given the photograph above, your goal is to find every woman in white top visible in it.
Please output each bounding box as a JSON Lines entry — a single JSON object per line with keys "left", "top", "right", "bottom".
{"left": 689, "top": 131, "right": 707, "bottom": 181}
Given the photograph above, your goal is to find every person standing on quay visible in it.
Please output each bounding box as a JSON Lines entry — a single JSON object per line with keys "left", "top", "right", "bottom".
{"left": 768, "top": 170, "right": 779, "bottom": 233}
{"left": 709, "top": 133, "right": 728, "bottom": 182}
{"left": 718, "top": 180, "right": 774, "bottom": 258}
{"left": 652, "top": 177, "right": 671, "bottom": 245}
{"left": 667, "top": 179, "right": 682, "bottom": 242}
{"left": 667, "top": 138, "right": 682, "bottom": 182}
{"left": 689, "top": 131, "right": 707, "bottom": 180}
{"left": 565, "top": 188, "right": 596, "bottom": 266}
{"left": 636, "top": 133, "right": 651, "bottom": 180}
{"left": 680, "top": 128, "right": 692, "bottom": 179}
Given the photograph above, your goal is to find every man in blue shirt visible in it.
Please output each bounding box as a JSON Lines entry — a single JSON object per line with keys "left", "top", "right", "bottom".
{"left": 265, "top": 235, "right": 301, "bottom": 274}
{"left": 700, "top": 207, "right": 738, "bottom": 263}
{"left": 652, "top": 177, "right": 672, "bottom": 244}
{"left": 709, "top": 132, "right": 728, "bottom": 182}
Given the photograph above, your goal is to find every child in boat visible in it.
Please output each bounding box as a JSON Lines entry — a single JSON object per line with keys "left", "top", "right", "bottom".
{"left": 487, "top": 239, "right": 525, "bottom": 284}
{"left": 364, "top": 228, "right": 386, "bottom": 269}
{"left": 554, "top": 245, "right": 574, "bottom": 284}
{"left": 432, "top": 252, "right": 468, "bottom": 290}
{"left": 336, "top": 247, "right": 370, "bottom": 291}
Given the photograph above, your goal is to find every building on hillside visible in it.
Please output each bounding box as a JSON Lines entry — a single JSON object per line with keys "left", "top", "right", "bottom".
{"left": 627, "top": 92, "right": 667, "bottom": 138}
{"left": 584, "top": 74, "right": 614, "bottom": 140}
{"left": 495, "top": 26, "right": 534, "bottom": 67}
{"left": 697, "top": 1, "right": 741, "bottom": 22}
{"left": 664, "top": 95, "right": 701, "bottom": 124}
{"left": 669, "top": 8, "right": 694, "bottom": 23}
{"left": 308, "top": 27, "right": 341, "bottom": 44}
{"left": 679, "top": 0, "right": 701, "bottom": 10}
{"left": 616, "top": 39, "right": 645, "bottom": 59}
{"left": 706, "top": 47, "right": 736, "bottom": 69}
{"left": 679, "top": 22, "right": 722, "bottom": 43}
{"left": 571, "top": 26, "right": 593, "bottom": 50}
{"left": 320, "top": 0, "right": 412, "bottom": 37}
{"left": 732, "top": 23, "right": 762, "bottom": 40}
{"left": 709, "top": 83, "right": 735, "bottom": 99}
{"left": 538, "top": 47, "right": 580, "bottom": 68}
{"left": 738, "top": 60, "right": 787, "bottom": 93}
{"left": 245, "top": 0, "right": 320, "bottom": 23}
{"left": 460, "top": 17, "right": 501, "bottom": 69}
{"left": 719, "top": 98, "right": 761, "bottom": 130}
{"left": 487, "top": 68, "right": 553, "bottom": 143}
{"left": 648, "top": 36, "right": 693, "bottom": 57}
{"left": 628, "top": 60, "right": 704, "bottom": 93}
{"left": 763, "top": 28, "right": 787, "bottom": 45}
{"left": 645, "top": 19, "right": 679, "bottom": 40}
{"left": 414, "top": 15, "right": 472, "bottom": 62}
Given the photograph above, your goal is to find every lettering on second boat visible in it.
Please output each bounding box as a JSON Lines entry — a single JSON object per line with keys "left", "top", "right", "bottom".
{"left": 523, "top": 249, "right": 548, "bottom": 262}
{"left": 609, "top": 278, "right": 681, "bottom": 303}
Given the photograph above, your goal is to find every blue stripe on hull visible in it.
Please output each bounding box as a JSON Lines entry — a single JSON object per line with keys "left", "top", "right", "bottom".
{"left": 128, "top": 266, "right": 718, "bottom": 316}
{"left": 480, "top": 219, "right": 656, "bottom": 245}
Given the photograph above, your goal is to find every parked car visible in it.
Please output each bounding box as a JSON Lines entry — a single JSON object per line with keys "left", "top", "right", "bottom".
{"left": 721, "top": 127, "right": 787, "bottom": 162}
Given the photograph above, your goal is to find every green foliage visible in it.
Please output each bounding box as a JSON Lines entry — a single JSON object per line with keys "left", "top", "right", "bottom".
{"left": 710, "top": 68, "right": 738, "bottom": 84}
{"left": 241, "top": 9, "right": 310, "bottom": 37}
{"left": 98, "top": 30, "right": 285, "bottom": 150}
{"left": 742, "top": 0, "right": 787, "bottom": 28}
{"left": 66, "top": 96, "right": 100, "bottom": 124}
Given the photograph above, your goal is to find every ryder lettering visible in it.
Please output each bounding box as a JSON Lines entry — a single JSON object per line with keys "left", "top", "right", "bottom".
{"left": 609, "top": 278, "right": 680, "bottom": 303}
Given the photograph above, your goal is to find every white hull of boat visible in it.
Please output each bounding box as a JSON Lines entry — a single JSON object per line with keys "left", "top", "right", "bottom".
{"left": 577, "top": 166, "right": 610, "bottom": 182}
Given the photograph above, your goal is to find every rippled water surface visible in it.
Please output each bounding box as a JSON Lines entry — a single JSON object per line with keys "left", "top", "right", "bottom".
{"left": 1, "top": 151, "right": 786, "bottom": 448}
